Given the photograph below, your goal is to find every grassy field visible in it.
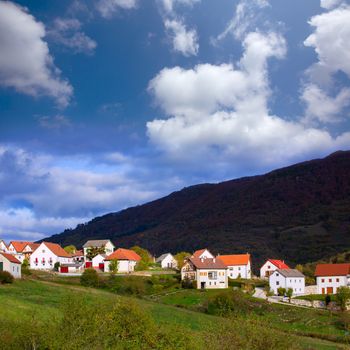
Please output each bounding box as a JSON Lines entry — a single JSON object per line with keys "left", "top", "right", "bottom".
{"left": 0, "top": 278, "right": 349, "bottom": 349}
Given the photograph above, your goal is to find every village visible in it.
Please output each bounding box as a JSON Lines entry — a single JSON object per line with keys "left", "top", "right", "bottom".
{"left": 1, "top": 238, "right": 349, "bottom": 310}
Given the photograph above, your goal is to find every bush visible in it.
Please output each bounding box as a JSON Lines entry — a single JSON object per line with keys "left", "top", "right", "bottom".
{"left": 277, "top": 287, "right": 286, "bottom": 296}
{"left": 54, "top": 262, "right": 60, "bottom": 272}
{"left": 22, "top": 258, "right": 31, "bottom": 276}
{"left": 0, "top": 271, "right": 14, "bottom": 284}
{"left": 80, "top": 268, "right": 99, "bottom": 287}
{"left": 181, "top": 277, "right": 195, "bottom": 289}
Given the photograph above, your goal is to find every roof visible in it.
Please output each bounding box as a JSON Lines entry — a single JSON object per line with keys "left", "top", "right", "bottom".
{"left": 0, "top": 240, "right": 7, "bottom": 248}
{"left": 188, "top": 257, "right": 227, "bottom": 269}
{"left": 192, "top": 249, "right": 211, "bottom": 258}
{"left": 315, "top": 263, "right": 350, "bottom": 277}
{"left": 27, "top": 243, "right": 40, "bottom": 252}
{"left": 274, "top": 269, "right": 305, "bottom": 278}
{"left": 0, "top": 252, "right": 21, "bottom": 264}
{"left": 83, "top": 240, "right": 113, "bottom": 248}
{"left": 105, "top": 248, "right": 141, "bottom": 261}
{"left": 9, "top": 241, "right": 33, "bottom": 253}
{"left": 43, "top": 242, "right": 71, "bottom": 258}
{"left": 71, "top": 250, "right": 84, "bottom": 257}
{"left": 156, "top": 253, "right": 171, "bottom": 263}
{"left": 218, "top": 254, "right": 250, "bottom": 266}
{"left": 266, "top": 259, "right": 290, "bottom": 269}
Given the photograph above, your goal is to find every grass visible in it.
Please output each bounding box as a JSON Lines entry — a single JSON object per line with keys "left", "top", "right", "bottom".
{"left": 295, "top": 294, "right": 336, "bottom": 302}
{"left": 0, "top": 278, "right": 348, "bottom": 349}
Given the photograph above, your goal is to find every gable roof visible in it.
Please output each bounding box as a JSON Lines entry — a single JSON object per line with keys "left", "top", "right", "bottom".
{"left": 218, "top": 254, "right": 250, "bottom": 266}
{"left": 9, "top": 241, "right": 33, "bottom": 253}
{"left": 188, "top": 257, "right": 226, "bottom": 269}
{"left": 83, "top": 240, "right": 114, "bottom": 248}
{"left": 105, "top": 248, "right": 141, "bottom": 261}
{"left": 156, "top": 253, "right": 172, "bottom": 262}
{"left": 315, "top": 263, "right": 350, "bottom": 277}
{"left": 71, "top": 250, "right": 84, "bottom": 257}
{"left": 26, "top": 243, "right": 40, "bottom": 252}
{"left": 0, "top": 252, "right": 21, "bottom": 264}
{"left": 192, "top": 248, "right": 213, "bottom": 258}
{"left": 267, "top": 259, "right": 290, "bottom": 269}
{"left": 0, "top": 240, "right": 7, "bottom": 249}
{"left": 43, "top": 242, "right": 71, "bottom": 258}
{"left": 274, "top": 269, "right": 305, "bottom": 278}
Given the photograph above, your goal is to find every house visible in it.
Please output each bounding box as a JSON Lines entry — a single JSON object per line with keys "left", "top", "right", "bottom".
{"left": 218, "top": 254, "right": 252, "bottom": 279}
{"left": 7, "top": 241, "right": 34, "bottom": 263}
{"left": 181, "top": 256, "right": 228, "bottom": 289}
{"left": 59, "top": 262, "right": 84, "bottom": 274}
{"left": 156, "top": 253, "right": 178, "bottom": 269}
{"left": 0, "top": 240, "right": 7, "bottom": 252}
{"left": 0, "top": 252, "right": 21, "bottom": 278}
{"left": 192, "top": 248, "right": 214, "bottom": 259}
{"left": 92, "top": 254, "right": 106, "bottom": 270}
{"left": 104, "top": 248, "right": 141, "bottom": 273}
{"left": 30, "top": 242, "right": 73, "bottom": 270}
{"left": 315, "top": 263, "right": 350, "bottom": 294}
{"left": 71, "top": 250, "right": 84, "bottom": 263}
{"left": 22, "top": 243, "right": 40, "bottom": 261}
{"left": 269, "top": 269, "right": 305, "bottom": 295}
{"left": 83, "top": 240, "right": 115, "bottom": 260}
{"left": 260, "top": 259, "right": 290, "bottom": 279}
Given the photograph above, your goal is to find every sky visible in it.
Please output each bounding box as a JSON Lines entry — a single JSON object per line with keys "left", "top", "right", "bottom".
{"left": 1, "top": 0, "right": 350, "bottom": 242}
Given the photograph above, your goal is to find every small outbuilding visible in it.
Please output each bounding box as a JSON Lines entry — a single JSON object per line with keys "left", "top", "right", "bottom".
{"left": 156, "top": 253, "right": 177, "bottom": 269}
{"left": 0, "top": 252, "right": 21, "bottom": 278}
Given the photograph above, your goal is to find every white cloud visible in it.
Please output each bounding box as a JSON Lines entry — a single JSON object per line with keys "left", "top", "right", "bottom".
{"left": 48, "top": 18, "right": 97, "bottom": 55}
{"left": 96, "top": 0, "right": 138, "bottom": 18}
{"left": 0, "top": 1, "right": 73, "bottom": 107}
{"left": 160, "top": 0, "right": 199, "bottom": 15}
{"left": 164, "top": 19, "right": 198, "bottom": 56}
{"left": 37, "top": 115, "right": 72, "bottom": 130}
{"left": 320, "top": 0, "right": 344, "bottom": 9}
{"left": 302, "top": 84, "right": 350, "bottom": 124}
{"left": 301, "top": 5, "right": 350, "bottom": 124}
{"left": 147, "top": 31, "right": 350, "bottom": 169}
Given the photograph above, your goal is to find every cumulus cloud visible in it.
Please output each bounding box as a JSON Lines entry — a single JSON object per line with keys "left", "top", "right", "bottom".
{"left": 320, "top": 0, "right": 345, "bottom": 9}
{"left": 164, "top": 19, "right": 198, "bottom": 56}
{"left": 301, "top": 4, "right": 350, "bottom": 123}
{"left": 147, "top": 31, "right": 350, "bottom": 170}
{"left": 0, "top": 1, "right": 73, "bottom": 107}
{"left": 96, "top": 0, "right": 138, "bottom": 18}
{"left": 48, "top": 17, "right": 97, "bottom": 55}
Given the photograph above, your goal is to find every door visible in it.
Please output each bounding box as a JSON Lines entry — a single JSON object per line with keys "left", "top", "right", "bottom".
{"left": 99, "top": 263, "right": 104, "bottom": 270}
{"left": 0, "top": 262, "right": 3, "bottom": 271}
{"left": 60, "top": 266, "right": 68, "bottom": 273}
{"left": 201, "top": 282, "right": 206, "bottom": 289}
{"left": 322, "top": 288, "right": 325, "bottom": 294}
{"left": 85, "top": 262, "right": 92, "bottom": 268}
{"left": 327, "top": 287, "right": 333, "bottom": 294}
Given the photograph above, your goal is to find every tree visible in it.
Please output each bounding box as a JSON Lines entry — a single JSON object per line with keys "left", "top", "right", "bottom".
{"left": 295, "top": 264, "right": 303, "bottom": 273}
{"left": 64, "top": 245, "right": 76, "bottom": 254}
{"left": 264, "top": 285, "right": 274, "bottom": 300}
{"left": 80, "top": 268, "right": 99, "bottom": 287}
{"left": 174, "top": 252, "right": 191, "bottom": 270}
{"left": 109, "top": 259, "right": 119, "bottom": 275}
{"left": 277, "top": 287, "right": 286, "bottom": 296}
{"left": 86, "top": 246, "right": 105, "bottom": 261}
{"left": 286, "top": 288, "right": 293, "bottom": 303}
{"left": 130, "top": 246, "right": 152, "bottom": 264}
{"left": 54, "top": 262, "right": 60, "bottom": 272}
{"left": 22, "top": 258, "right": 31, "bottom": 275}
{"left": 336, "top": 286, "right": 350, "bottom": 311}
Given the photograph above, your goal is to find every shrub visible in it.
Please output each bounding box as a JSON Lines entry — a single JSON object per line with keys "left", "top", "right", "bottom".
{"left": 181, "top": 277, "right": 195, "bottom": 289}
{"left": 80, "top": 268, "right": 99, "bottom": 287}
{"left": 336, "top": 286, "right": 350, "bottom": 311}
{"left": 0, "top": 271, "right": 14, "bottom": 284}
{"left": 277, "top": 287, "right": 286, "bottom": 296}
{"left": 325, "top": 294, "right": 331, "bottom": 307}
{"left": 22, "top": 259, "right": 31, "bottom": 276}
{"left": 54, "top": 262, "right": 60, "bottom": 272}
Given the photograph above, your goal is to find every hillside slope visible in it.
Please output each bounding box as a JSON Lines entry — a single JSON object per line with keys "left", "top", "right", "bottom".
{"left": 46, "top": 151, "right": 350, "bottom": 266}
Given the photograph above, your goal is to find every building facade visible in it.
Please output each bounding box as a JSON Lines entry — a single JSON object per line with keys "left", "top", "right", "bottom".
{"left": 315, "top": 263, "right": 350, "bottom": 294}
{"left": 260, "top": 259, "right": 290, "bottom": 279}
{"left": 0, "top": 252, "right": 21, "bottom": 278}
{"left": 218, "top": 254, "right": 252, "bottom": 279}
{"left": 269, "top": 269, "right": 305, "bottom": 295}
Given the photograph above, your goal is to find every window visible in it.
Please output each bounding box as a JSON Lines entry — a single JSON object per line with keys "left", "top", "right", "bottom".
{"left": 268, "top": 265, "right": 270, "bottom": 269}
{"left": 238, "top": 267, "right": 241, "bottom": 271}
{"left": 276, "top": 281, "right": 279, "bottom": 285}
{"left": 42, "top": 250, "right": 45, "bottom": 253}
{"left": 208, "top": 271, "right": 217, "bottom": 280}
{"left": 276, "top": 273, "right": 279, "bottom": 276}
{"left": 336, "top": 278, "right": 340, "bottom": 282}
{"left": 329, "top": 278, "right": 332, "bottom": 282}
{"left": 321, "top": 278, "right": 325, "bottom": 283}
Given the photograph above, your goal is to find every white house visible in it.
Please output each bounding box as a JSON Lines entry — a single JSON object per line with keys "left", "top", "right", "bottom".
{"left": 181, "top": 256, "right": 228, "bottom": 289}
{"left": 269, "top": 269, "right": 305, "bottom": 295}
{"left": 83, "top": 240, "right": 115, "bottom": 261}
{"left": 7, "top": 241, "right": 34, "bottom": 263}
{"left": 0, "top": 240, "right": 7, "bottom": 252}
{"left": 315, "top": 263, "right": 350, "bottom": 294}
{"left": 260, "top": 259, "right": 290, "bottom": 279}
{"left": 30, "top": 242, "right": 73, "bottom": 270}
{"left": 192, "top": 249, "right": 214, "bottom": 259}
{"left": 104, "top": 248, "right": 141, "bottom": 273}
{"left": 218, "top": 254, "right": 252, "bottom": 279}
{"left": 59, "top": 263, "right": 84, "bottom": 274}
{"left": 92, "top": 254, "right": 106, "bottom": 270}
{"left": 0, "top": 252, "right": 21, "bottom": 278}
{"left": 156, "top": 253, "right": 178, "bottom": 269}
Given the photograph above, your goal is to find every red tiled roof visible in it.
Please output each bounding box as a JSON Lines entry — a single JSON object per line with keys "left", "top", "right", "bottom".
{"left": 27, "top": 243, "right": 40, "bottom": 252}
{"left": 9, "top": 241, "right": 32, "bottom": 253}
{"left": 218, "top": 254, "right": 250, "bottom": 266}
{"left": 193, "top": 249, "right": 211, "bottom": 258}
{"left": 72, "top": 250, "right": 83, "bottom": 257}
{"left": 267, "top": 259, "right": 290, "bottom": 269}
{"left": 43, "top": 242, "right": 71, "bottom": 258}
{"left": 105, "top": 248, "right": 141, "bottom": 261}
{"left": 0, "top": 252, "right": 21, "bottom": 264}
{"left": 315, "top": 263, "right": 350, "bottom": 277}
{"left": 189, "top": 257, "right": 226, "bottom": 269}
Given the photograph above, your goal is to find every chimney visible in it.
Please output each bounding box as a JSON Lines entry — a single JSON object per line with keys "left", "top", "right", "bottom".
{"left": 213, "top": 258, "right": 216, "bottom": 263}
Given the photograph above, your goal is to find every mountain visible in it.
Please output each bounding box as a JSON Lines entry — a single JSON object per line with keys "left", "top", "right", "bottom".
{"left": 45, "top": 151, "right": 350, "bottom": 268}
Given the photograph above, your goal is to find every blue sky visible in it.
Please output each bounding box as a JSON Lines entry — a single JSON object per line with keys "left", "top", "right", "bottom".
{"left": 1, "top": 0, "right": 350, "bottom": 242}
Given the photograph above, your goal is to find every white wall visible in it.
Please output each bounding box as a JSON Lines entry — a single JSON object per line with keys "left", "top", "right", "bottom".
{"left": 227, "top": 261, "right": 251, "bottom": 279}
{"left": 160, "top": 254, "right": 177, "bottom": 269}
{"left": 260, "top": 261, "right": 279, "bottom": 279}
{"left": 196, "top": 269, "right": 228, "bottom": 289}
{"left": 104, "top": 259, "right": 137, "bottom": 273}
{"left": 197, "top": 250, "right": 214, "bottom": 259}
{"left": 0, "top": 255, "right": 21, "bottom": 278}
{"left": 30, "top": 243, "right": 72, "bottom": 270}
{"left": 269, "top": 272, "right": 305, "bottom": 295}
{"left": 0, "top": 241, "right": 7, "bottom": 252}
{"left": 316, "top": 275, "right": 349, "bottom": 294}
{"left": 92, "top": 254, "right": 105, "bottom": 268}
